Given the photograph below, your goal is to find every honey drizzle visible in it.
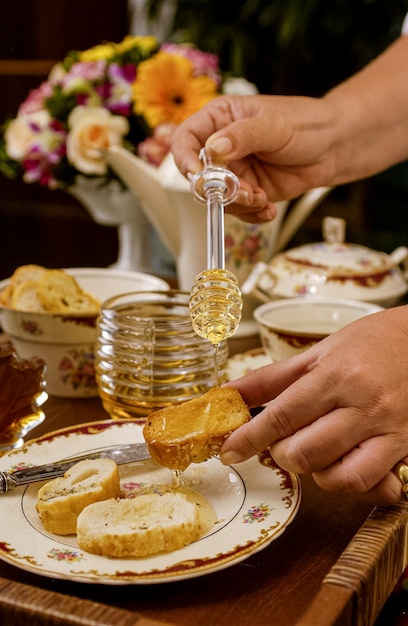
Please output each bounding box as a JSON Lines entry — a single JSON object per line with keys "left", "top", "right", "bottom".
{"left": 167, "top": 472, "right": 217, "bottom": 536}
{"left": 213, "top": 343, "right": 219, "bottom": 387}
{"left": 171, "top": 468, "right": 182, "bottom": 489}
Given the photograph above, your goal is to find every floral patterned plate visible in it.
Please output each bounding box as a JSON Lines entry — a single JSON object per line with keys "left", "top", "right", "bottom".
{"left": 227, "top": 348, "right": 272, "bottom": 381}
{"left": 0, "top": 420, "right": 301, "bottom": 584}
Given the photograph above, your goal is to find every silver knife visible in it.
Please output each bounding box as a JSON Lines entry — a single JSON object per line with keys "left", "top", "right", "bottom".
{"left": 0, "top": 442, "right": 151, "bottom": 493}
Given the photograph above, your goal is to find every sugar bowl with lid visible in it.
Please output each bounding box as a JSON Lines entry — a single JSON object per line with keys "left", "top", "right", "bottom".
{"left": 242, "top": 217, "right": 408, "bottom": 307}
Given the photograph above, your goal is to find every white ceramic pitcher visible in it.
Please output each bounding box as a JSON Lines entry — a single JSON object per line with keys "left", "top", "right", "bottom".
{"left": 105, "top": 145, "right": 330, "bottom": 335}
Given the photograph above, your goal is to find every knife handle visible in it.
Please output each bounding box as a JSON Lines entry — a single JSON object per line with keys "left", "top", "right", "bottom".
{"left": 0, "top": 472, "right": 17, "bottom": 492}
{"left": 0, "top": 454, "right": 101, "bottom": 493}
{"left": 0, "top": 461, "right": 76, "bottom": 493}
{"left": 0, "top": 443, "right": 150, "bottom": 493}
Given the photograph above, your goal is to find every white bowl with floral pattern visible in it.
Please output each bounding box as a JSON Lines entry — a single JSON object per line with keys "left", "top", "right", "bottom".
{"left": 0, "top": 268, "right": 168, "bottom": 398}
{"left": 254, "top": 296, "right": 383, "bottom": 362}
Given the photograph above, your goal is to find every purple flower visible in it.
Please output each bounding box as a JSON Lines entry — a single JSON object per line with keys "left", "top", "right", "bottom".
{"left": 103, "top": 63, "right": 136, "bottom": 114}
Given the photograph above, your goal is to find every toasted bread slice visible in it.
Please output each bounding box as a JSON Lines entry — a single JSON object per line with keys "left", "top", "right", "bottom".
{"left": 11, "top": 280, "right": 46, "bottom": 312}
{"left": 36, "top": 458, "right": 120, "bottom": 535}
{"left": 3, "top": 265, "right": 100, "bottom": 314}
{"left": 0, "top": 283, "right": 13, "bottom": 307}
{"left": 1, "top": 264, "right": 47, "bottom": 308}
{"left": 76, "top": 492, "right": 202, "bottom": 557}
{"left": 143, "top": 386, "right": 251, "bottom": 471}
{"left": 37, "top": 269, "right": 100, "bottom": 313}
{"left": 10, "top": 264, "right": 47, "bottom": 290}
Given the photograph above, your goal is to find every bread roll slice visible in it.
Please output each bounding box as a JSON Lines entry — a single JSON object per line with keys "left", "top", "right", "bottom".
{"left": 76, "top": 492, "right": 202, "bottom": 557}
{"left": 0, "top": 283, "right": 13, "bottom": 306}
{"left": 143, "top": 386, "right": 251, "bottom": 471}
{"left": 36, "top": 458, "right": 120, "bottom": 535}
{"left": 1, "top": 264, "right": 47, "bottom": 308}
{"left": 10, "top": 264, "right": 47, "bottom": 290}
{"left": 36, "top": 269, "right": 100, "bottom": 313}
{"left": 11, "top": 280, "right": 46, "bottom": 312}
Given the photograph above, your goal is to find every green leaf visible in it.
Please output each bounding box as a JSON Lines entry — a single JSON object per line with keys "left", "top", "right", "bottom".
{"left": 45, "top": 86, "right": 78, "bottom": 125}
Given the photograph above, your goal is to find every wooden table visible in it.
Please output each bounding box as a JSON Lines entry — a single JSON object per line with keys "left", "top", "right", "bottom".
{"left": 1, "top": 337, "right": 408, "bottom": 626}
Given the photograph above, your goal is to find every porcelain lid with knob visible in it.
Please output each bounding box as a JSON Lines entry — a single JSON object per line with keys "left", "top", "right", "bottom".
{"left": 242, "top": 217, "right": 408, "bottom": 306}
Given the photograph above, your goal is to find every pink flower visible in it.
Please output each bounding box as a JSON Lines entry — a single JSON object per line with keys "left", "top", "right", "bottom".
{"left": 23, "top": 155, "right": 58, "bottom": 188}
{"left": 160, "top": 43, "right": 221, "bottom": 86}
{"left": 242, "top": 234, "right": 261, "bottom": 253}
{"left": 59, "top": 357, "right": 74, "bottom": 371}
{"left": 138, "top": 122, "right": 176, "bottom": 166}
{"left": 19, "top": 82, "right": 54, "bottom": 115}
{"left": 63, "top": 60, "right": 107, "bottom": 84}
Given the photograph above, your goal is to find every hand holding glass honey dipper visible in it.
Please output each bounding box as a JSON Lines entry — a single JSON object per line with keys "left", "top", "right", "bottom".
{"left": 189, "top": 148, "right": 243, "bottom": 346}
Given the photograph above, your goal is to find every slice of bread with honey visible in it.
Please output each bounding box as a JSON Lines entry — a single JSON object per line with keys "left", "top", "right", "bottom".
{"left": 36, "top": 458, "right": 120, "bottom": 535}
{"left": 143, "top": 386, "right": 251, "bottom": 471}
{"left": 76, "top": 491, "right": 202, "bottom": 557}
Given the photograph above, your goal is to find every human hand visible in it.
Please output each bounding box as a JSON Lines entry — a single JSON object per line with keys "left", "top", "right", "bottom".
{"left": 171, "top": 94, "right": 338, "bottom": 223}
{"left": 221, "top": 305, "right": 408, "bottom": 504}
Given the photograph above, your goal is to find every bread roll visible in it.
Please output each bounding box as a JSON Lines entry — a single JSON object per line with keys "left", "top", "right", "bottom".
{"left": 1, "top": 264, "right": 46, "bottom": 308}
{"left": 76, "top": 492, "right": 202, "bottom": 557}
{"left": 11, "top": 280, "right": 46, "bottom": 312}
{"left": 0, "top": 283, "right": 13, "bottom": 306}
{"left": 37, "top": 269, "right": 100, "bottom": 313}
{"left": 36, "top": 458, "right": 120, "bottom": 535}
{"left": 10, "top": 264, "right": 47, "bottom": 290}
{"left": 143, "top": 386, "right": 251, "bottom": 471}
{"left": 1, "top": 264, "right": 100, "bottom": 313}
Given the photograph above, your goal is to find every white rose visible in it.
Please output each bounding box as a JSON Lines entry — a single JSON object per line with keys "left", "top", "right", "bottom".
{"left": 67, "top": 106, "right": 130, "bottom": 175}
{"left": 5, "top": 110, "right": 52, "bottom": 160}
{"left": 222, "top": 77, "right": 259, "bottom": 96}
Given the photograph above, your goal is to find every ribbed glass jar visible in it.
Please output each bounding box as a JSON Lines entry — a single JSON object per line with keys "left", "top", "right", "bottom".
{"left": 95, "top": 290, "right": 228, "bottom": 420}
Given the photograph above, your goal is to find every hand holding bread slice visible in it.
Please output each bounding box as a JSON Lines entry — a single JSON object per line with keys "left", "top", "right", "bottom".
{"left": 143, "top": 386, "right": 251, "bottom": 471}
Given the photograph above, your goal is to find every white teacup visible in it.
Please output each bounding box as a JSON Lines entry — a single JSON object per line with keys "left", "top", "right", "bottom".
{"left": 254, "top": 297, "right": 384, "bottom": 362}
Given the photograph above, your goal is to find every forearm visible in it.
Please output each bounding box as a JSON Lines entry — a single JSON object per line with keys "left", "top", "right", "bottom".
{"left": 324, "top": 35, "right": 408, "bottom": 185}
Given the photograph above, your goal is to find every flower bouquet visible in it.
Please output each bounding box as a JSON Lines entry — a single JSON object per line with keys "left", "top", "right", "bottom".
{"left": 0, "top": 35, "right": 257, "bottom": 190}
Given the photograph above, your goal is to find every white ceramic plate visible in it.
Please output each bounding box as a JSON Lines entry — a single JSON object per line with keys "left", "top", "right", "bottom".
{"left": 227, "top": 348, "right": 272, "bottom": 381}
{"left": 0, "top": 420, "right": 301, "bottom": 585}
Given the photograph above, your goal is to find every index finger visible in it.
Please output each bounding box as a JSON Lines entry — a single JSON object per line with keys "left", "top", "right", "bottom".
{"left": 225, "top": 350, "right": 312, "bottom": 407}
{"left": 221, "top": 357, "right": 339, "bottom": 463}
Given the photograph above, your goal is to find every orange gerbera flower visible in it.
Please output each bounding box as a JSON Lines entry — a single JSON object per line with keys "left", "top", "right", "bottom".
{"left": 132, "top": 52, "right": 218, "bottom": 128}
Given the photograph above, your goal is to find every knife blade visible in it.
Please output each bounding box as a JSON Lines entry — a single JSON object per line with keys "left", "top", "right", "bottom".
{"left": 0, "top": 442, "right": 151, "bottom": 493}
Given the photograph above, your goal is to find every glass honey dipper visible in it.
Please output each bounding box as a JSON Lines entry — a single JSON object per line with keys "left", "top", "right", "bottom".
{"left": 189, "top": 148, "right": 243, "bottom": 345}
